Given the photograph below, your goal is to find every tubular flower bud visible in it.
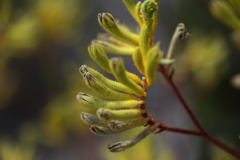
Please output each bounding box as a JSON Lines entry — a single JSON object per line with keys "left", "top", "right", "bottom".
{"left": 145, "top": 43, "right": 162, "bottom": 87}
{"left": 76, "top": 92, "right": 145, "bottom": 109}
{"left": 152, "top": 0, "right": 159, "bottom": 32}
{"left": 110, "top": 57, "right": 147, "bottom": 96}
{"left": 166, "top": 23, "right": 190, "bottom": 60}
{"left": 108, "top": 123, "right": 160, "bottom": 152}
{"left": 90, "top": 116, "right": 150, "bottom": 136}
{"left": 76, "top": 0, "right": 190, "bottom": 152}
{"left": 108, "top": 117, "right": 150, "bottom": 131}
{"left": 82, "top": 72, "right": 138, "bottom": 100}
{"left": 79, "top": 65, "right": 136, "bottom": 94}
{"left": 88, "top": 44, "right": 143, "bottom": 85}
{"left": 93, "top": 39, "right": 135, "bottom": 56}
{"left": 97, "top": 33, "right": 134, "bottom": 47}
{"left": 135, "top": 1, "right": 144, "bottom": 26}
{"left": 97, "top": 13, "right": 139, "bottom": 45}
{"left": 96, "top": 108, "right": 147, "bottom": 121}
{"left": 140, "top": 0, "right": 158, "bottom": 20}
{"left": 88, "top": 43, "right": 111, "bottom": 73}
{"left": 108, "top": 120, "right": 128, "bottom": 131}
{"left": 90, "top": 125, "right": 123, "bottom": 136}
{"left": 132, "top": 47, "right": 145, "bottom": 75}
{"left": 80, "top": 112, "right": 108, "bottom": 126}
{"left": 210, "top": 0, "right": 240, "bottom": 30}
{"left": 139, "top": 19, "right": 153, "bottom": 60}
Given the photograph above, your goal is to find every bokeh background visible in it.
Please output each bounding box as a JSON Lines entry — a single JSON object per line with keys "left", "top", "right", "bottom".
{"left": 0, "top": 0, "right": 239, "bottom": 160}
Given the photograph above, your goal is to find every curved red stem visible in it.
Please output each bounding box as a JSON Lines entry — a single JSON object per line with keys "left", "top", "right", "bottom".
{"left": 156, "top": 65, "right": 240, "bottom": 159}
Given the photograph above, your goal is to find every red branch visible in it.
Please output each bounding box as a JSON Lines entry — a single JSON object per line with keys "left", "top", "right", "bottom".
{"left": 157, "top": 123, "right": 203, "bottom": 137}
{"left": 155, "top": 65, "right": 240, "bottom": 159}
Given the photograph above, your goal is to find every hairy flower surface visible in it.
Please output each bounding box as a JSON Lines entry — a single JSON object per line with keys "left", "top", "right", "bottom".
{"left": 77, "top": 0, "right": 189, "bottom": 152}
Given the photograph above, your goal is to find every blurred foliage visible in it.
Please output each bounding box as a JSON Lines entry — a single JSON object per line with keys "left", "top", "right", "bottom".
{"left": 231, "top": 73, "right": 240, "bottom": 89}
{"left": 0, "top": 0, "right": 91, "bottom": 110}
{"left": 0, "top": 0, "right": 94, "bottom": 159}
{"left": 174, "top": 30, "right": 229, "bottom": 91}
{"left": 210, "top": 0, "right": 240, "bottom": 90}
{"left": 0, "top": 138, "right": 35, "bottom": 160}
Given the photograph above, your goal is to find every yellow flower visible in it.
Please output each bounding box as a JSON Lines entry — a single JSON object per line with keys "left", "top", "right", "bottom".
{"left": 77, "top": 0, "right": 189, "bottom": 152}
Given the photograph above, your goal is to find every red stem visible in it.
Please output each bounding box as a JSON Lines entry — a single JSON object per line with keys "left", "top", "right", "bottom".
{"left": 157, "top": 65, "right": 240, "bottom": 159}
{"left": 163, "top": 73, "right": 205, "bottom": 133}
{"left": 157, "top": 123, "right": 203, "bottom": 137}
{"left": 203, "top": 133, "right": 240, "bottom": 159}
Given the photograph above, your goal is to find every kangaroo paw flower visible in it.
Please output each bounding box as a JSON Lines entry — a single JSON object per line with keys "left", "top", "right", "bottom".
{"left": 77, "top": 92, "right": 145, "bottom": 109}
{"left": 98, "top": 13, "right": 139, "bottom": 45}
{"left": 82, "top": 72, "right": 138, "bottom": 100}
{"left": 110, "top": 57, "right": 146, "bottom": 96}
{"left": 108, "top": 123, "right": 160, "bottom": 152}
{"left": 80, "top": 112, "right": 108, "bottom": 126}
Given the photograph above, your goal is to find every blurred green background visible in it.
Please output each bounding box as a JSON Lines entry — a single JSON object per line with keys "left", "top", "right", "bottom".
{"left": 0, "top": 0, "right": 239, "bottom": 160}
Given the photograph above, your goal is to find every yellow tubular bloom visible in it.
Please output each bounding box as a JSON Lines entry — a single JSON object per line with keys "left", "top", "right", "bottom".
{"left": 82, "top": 72, "right": 138, "bottom": 100}
{"left": 132, "top": 47, "right": 145, "bottom": 75}
{"left": 139, "top": 19, "right": 153, "bottom": 61}
{"left": 76, "top": 0, "right": 173, "bottom": 152}
{"left": 79, "top": 65, "right": 136, "bottom": 94}
{"left": 88, "top": 43, "right": 111, "bottom": 73}
{"left": 96, "top": 108, "right": 147, "bottom": 121}
{"left": 110, "top": 57, "right": 147, "bottom": 96}
{"left": 88, "top": 44, "right": 144, "bottom": 85}
{"left": 145, "top": 43, "right": 162, "bottom": 87}
{"left": 98, "top": 13, "right": 139, "bottom": 45}
{"left": 94, "top": 40, "right": 135, "bottom": 56}
{"left": 135, "top": 1, "right": 144, "bottom": 26}
{"left": 76, "top": 92, "right": 145, "bottom": 109}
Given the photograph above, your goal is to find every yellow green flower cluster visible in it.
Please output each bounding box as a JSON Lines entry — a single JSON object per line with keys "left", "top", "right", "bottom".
{"left": 77, "top": 0, "right": 189, "bottom": 152}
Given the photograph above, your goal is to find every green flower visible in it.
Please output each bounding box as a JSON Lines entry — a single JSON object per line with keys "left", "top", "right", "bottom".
{"left": 77, "top": 0, "right": 189, "bottom": 152}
